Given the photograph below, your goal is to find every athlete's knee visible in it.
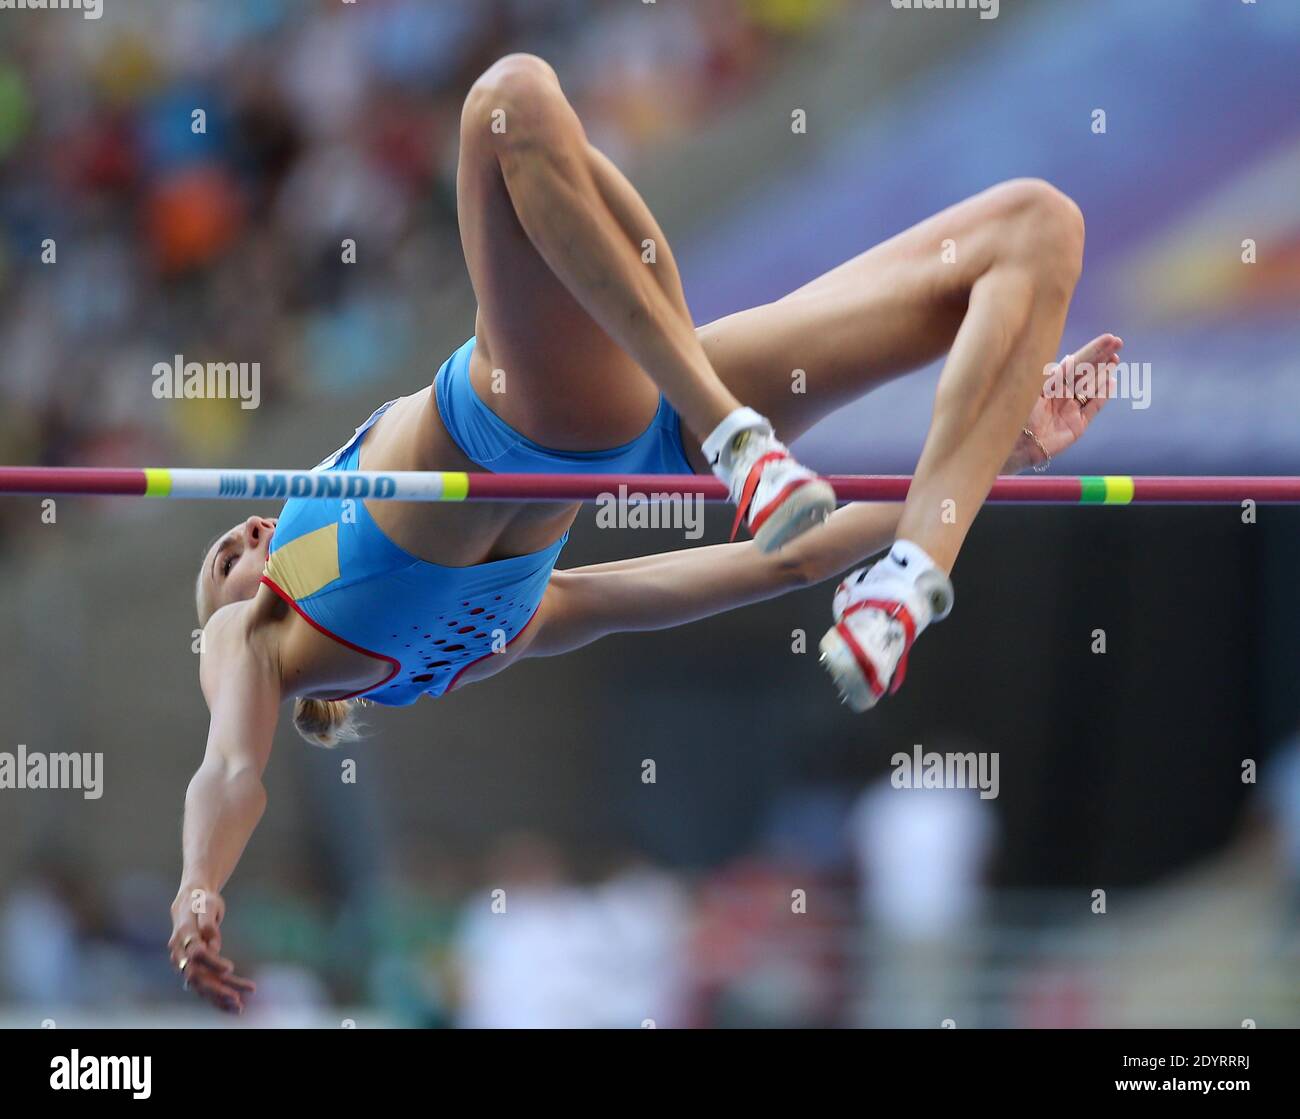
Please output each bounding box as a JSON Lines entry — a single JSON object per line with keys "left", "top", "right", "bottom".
{"left": 463, "top": 54, "right": 567, "bottom": 149}
{"left": 474, "top": 53, "right": 560, "bottom": 99}
{"left": 987, "top": 178, "right": 1085, "bottom": 289}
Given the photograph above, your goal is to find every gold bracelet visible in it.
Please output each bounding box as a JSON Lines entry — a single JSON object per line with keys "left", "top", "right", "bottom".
{"left": 1023, "top": 427, "right": 1051, "bottom": 473}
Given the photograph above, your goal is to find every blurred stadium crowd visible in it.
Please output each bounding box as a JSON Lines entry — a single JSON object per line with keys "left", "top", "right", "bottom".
{"left": 0, "top": 0, "right": 840, "bottom": 547}
{"left": 5, "top": 752, "right": 1298, "bottom": 1029}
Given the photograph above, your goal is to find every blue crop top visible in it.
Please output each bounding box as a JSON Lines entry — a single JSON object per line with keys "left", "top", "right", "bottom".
{"left": 262, "top": 336, "right": 694, "bottom": 706}
{"left": 261, "top": 399, "right": 566, "bottom": 706}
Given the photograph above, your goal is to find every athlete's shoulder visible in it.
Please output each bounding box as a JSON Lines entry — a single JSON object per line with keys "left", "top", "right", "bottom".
{"left": 199, "top": 589, "right": 282, "bottom": 675}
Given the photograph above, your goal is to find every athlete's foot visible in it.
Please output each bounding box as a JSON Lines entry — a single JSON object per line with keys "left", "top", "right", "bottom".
{"left": 702, "top": 407, "right": 836, "bottom": 553}
{"left": 818, "top": 542, "right": 954, "bottom": 712}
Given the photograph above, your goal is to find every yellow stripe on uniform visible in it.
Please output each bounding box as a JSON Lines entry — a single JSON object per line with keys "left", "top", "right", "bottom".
{"left": 143, "top": 468, "right": 172, "bottom": 497}
{"left": 264, "top": 523, "right": 340, "bottom": 599}
{"left": 441, "top": 471, "right": 469, "bottom": 501}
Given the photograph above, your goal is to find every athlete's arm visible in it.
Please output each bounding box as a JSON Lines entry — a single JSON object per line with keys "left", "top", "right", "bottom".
{"left": 168, "top": 606, "right": 280, "bottom": 1014}
{"left": 529, "top": 502, "right": 902, "bottom": 656}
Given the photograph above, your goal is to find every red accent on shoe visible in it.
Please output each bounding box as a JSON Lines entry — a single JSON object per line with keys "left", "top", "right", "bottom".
{"left": 729, "top": 450, "right": 788, "bottom": 542}
{"left": 835, "top": 618, "right": 888, "bottom": 700}
{"left": 748, "top": 477, "right": 816, "bottom": 540}
{"left": 838, "top": 598, "right": 919, "bottom": 696}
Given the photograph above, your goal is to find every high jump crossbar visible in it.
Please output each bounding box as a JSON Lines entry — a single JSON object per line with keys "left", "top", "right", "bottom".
{"left": 0, "top": 467, "right": 1296, "bottom": 505}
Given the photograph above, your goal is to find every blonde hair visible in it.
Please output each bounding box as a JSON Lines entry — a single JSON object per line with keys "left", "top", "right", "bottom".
{"left": 291, "top": 698, "right": 364, "bottom": 748}
{"left": 195, "top": 533, "right": 365, "bottom": 749}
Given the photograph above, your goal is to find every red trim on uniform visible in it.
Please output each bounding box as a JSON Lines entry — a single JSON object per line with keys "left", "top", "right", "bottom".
{"left": 446, "top": 601, "right": 543, "bottom": 694}
{"left": 729, "top": 450, "right": 788, "bottom": 541}
{"left": 259, "top": 574, "right": 401, "bottom": 701}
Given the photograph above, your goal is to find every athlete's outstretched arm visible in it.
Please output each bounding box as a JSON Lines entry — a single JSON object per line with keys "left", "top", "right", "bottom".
{"left": 529, "top": 502, "right": 902, "bottom": 658}
{"left": 168, "top": 607, "right": 279, "bottom": 1014}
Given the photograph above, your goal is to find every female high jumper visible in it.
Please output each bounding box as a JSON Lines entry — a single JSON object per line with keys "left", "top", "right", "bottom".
{"left": 171, "top": 54, "right": 1117, "bottom": 1011}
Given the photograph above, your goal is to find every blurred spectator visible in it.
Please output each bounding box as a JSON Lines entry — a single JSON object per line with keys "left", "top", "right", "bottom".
{"left": 0, "top": 851, "right": 101, "bottom": 1008}
{"left": 1262, "top": 735, "right": 1300, "bottom": 900}
{"left": 848, "top": 772, "right": 999, "bottom": 1027}
{"left": 451, "top": 833, "right": 689, "bottom": 1028}
{"left": 689, "top": 853, "right": 843, "bottom": 1028}
{"left": 1, "top": 874, "right": 80, "bottom": 1007}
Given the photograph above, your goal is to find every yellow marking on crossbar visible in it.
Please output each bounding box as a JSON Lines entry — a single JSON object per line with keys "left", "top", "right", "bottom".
{"left": 441, "top": 472, "right": 469, "bottom": 501}
{"left": 143, "top": 468, "right": 171, "bottom": 497}
{"left": 1104, "top": 476, "right": 1134, "bottom": 505}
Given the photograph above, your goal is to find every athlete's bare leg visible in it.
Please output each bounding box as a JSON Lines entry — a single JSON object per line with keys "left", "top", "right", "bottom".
{"left": 692, "top": 179, "right": 1107, "bottom": 708}
{"left": 456, "top": 53, "right": 834, "bottom": 549}
{"left": 696, "top": 178, "right": 1091, "bottom": 573}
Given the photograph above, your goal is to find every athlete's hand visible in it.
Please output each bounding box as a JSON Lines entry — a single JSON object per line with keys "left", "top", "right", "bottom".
{"left": 1005, "top": 333, "right": 1122, "bottom": 473}
{"left": 169, "top": 885, "right": 255, "bottom": 1014}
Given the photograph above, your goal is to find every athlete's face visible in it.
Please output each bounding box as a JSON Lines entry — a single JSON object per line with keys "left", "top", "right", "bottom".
{"left": 202, "top": 516, "right": 277, "bottom": 614}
